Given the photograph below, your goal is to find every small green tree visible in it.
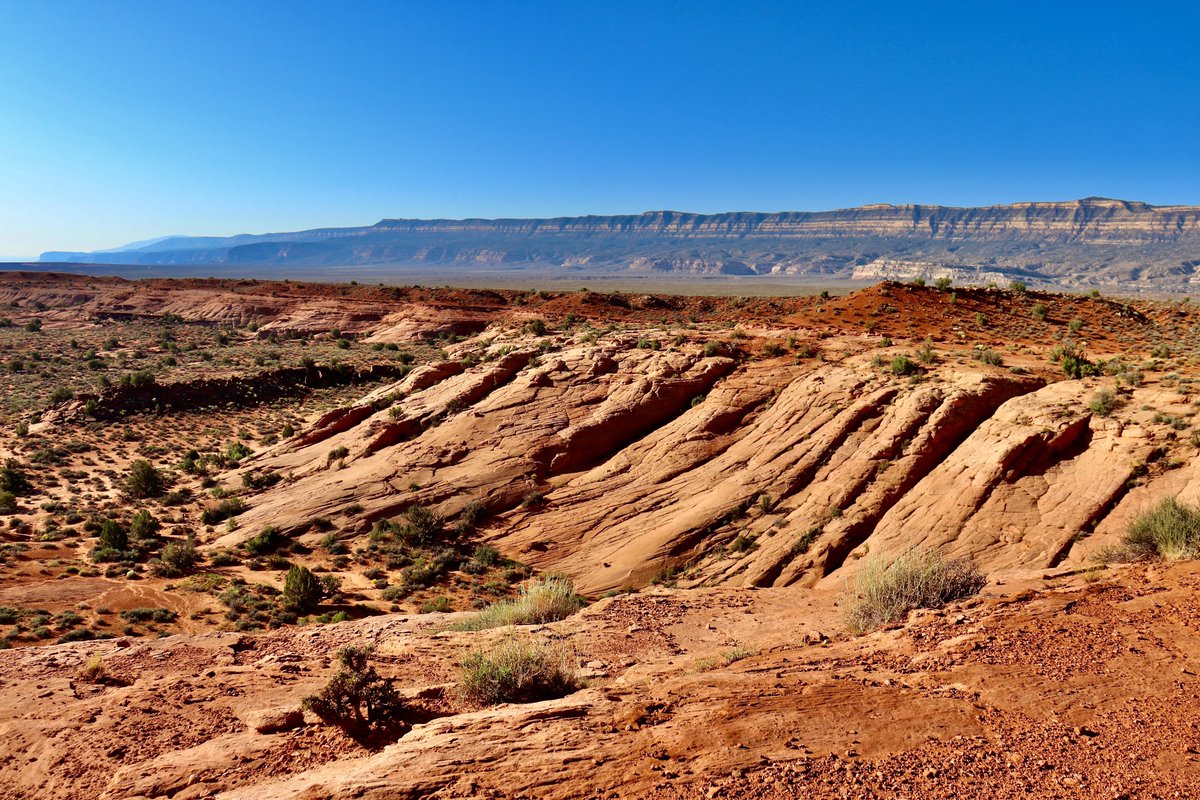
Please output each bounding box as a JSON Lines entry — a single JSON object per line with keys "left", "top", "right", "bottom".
{"left": 303, "top": 645, "right": 405, "bottom": 736}
{"left": 125, "top": 459, "right": 164, "bottom": 499}
{"left": 98, "top": 519, "right": 128, "bottom": 551}
{"left": 0, "top": 460, "right": 30, "bottom": 496}
{"left": 283, "top": 564, "right": 324, "bottom": 611}
{"left": 403, "top": 505, "right": 443, "bottom": 545}
{"left": 130, "top": 510, "right": 160, "bottom": 541}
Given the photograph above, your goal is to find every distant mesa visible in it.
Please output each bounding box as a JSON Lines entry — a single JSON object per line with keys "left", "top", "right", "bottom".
{"left": 35, "top": 198, "right": 1200, "bottom": 291}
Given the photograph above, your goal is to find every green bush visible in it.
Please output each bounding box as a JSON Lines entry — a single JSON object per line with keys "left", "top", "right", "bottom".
{"left": 244, "top": 525, "right": 283, "bottom": 555}
{"left": 0, "top": 461, "right": 31, "bottom": 496}
{"left": 0, "top": 491, "right": 15, "bottom": 514}
{"left": 973, "top": 348, "right": 1003, "bottom": 366}
{"left": 125, "top": 459, "right": 164, "bottom": 499}
{"left": 303, "top": 645, "right": 404, "bottom": 735}
{"left": 130, "top": 510, "right": 160, "bottom": 541}
{"left": 842, "top": 548, "right": 985, "bottom": 635}
{"left": 283, "top": 564, "right": 324, "bottom": 611}
{"left": 201, "top": 497, "right": 245, "bottom": 525}
{"left": 97, "top": 519, "right": 128, "bottom": 551}
{"left": 420, "top": 596, "right": 454, "bottom": 613}
{"left": 153, "top": 539, "right": 199, "bottom": 577}
{"left": 403, "top": 505, "right": 443, "bottom": 545}
{"left": 451, "top": 576, "right": 584, "bottom": 631}
{"left": 456, "top": 637, "right": 581, "bottom": 706}
{"left": 890, "top": 355, "right": 917, "bottom": 376}
{"left": 120, "top": 607, "right": 177, "bottom": 623}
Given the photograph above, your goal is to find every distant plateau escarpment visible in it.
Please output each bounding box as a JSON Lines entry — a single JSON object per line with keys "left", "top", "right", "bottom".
{"left": 38, "top": 197, "right": 1200, "bottom": 291}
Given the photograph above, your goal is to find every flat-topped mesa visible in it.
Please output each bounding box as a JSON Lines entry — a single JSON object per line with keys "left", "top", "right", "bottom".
{"left": 36, "top": 199, "right": 1200, "bottom": 291}
{"left": 368, "top": 199, "right": 1200, "bottom": 242}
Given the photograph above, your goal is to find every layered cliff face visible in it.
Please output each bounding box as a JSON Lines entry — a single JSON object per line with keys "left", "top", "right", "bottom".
{"left": 37, "top": 198, "right": 1200, "bottom": 290}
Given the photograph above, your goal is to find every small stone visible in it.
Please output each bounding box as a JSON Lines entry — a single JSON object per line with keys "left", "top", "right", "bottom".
{"left": 243, "top": 706, "right": 304, "bottom": 734}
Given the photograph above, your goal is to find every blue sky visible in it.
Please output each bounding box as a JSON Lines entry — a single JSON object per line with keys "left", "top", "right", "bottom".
{"left": 1, "top": 1, "right": 1197, "bottom": 256}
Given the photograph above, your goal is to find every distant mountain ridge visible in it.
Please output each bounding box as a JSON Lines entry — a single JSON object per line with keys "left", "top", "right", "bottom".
{"left": 39, "top": 198, "right": 1200, "bottom": 290}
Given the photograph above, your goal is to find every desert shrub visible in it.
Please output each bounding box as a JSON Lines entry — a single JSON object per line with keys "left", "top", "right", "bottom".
{"left": 120, "top": 607, "right": 177, "bottom": 623}
{"left": 451, "top": 576, "right": 584, "bottom": 631}
{"left": 97, "top": 519, "right": 128, "bottom": 552}
{"left": 1088, "top": 388, "right": 1119, "bottom": 417}
{"left": 129, "top": 510, "right": 160, "bottom": 541}
{"left": 693, "top": 646, "right": 758, "bottom": 672}
{"left": 1051, "top": 339, "right": 1099, "bottom": 379}
{"left": 789, "top": 527, "right": 820, "bottom": 557}
{"left": 401, "top": 549, "right": 454, "bottom": 588}
{"left": 842, "top": 548, "right": 985, "bottom": 635}
{"left": 283, "top": 564, "right": 324, "bottom": 611}
{"left": 225, "top": 441, "right": 253, "bottom": 462}
{"left": 303, "top": 645, "right": 404, "bottom": 735}
{"left": 1031, "top": 303, "right": 1048, "bottom": 321}
{"left": 916, "top": 341, "right": 937, "bottom": 365}
{"left": 454, "top": 500, "right": 488, "bottom": 535}
{"left": 1102, "top": 497, "right": 1200, "bottom": 563}
{"left": 1009, "top": 280, "right": 1027, "bottom": 293}
{"left": 0, "top": 492, "right": 15, "bottom": 514}
{"left": 201, "top": 497, "right": 245, "bottom": 525}
{"left": 972, "top": 347, "right": 1003, "bottom": 366}
{"left": 208, "top": 549, "right": 240, "bottom": 567}
{"left": 524, "top": 318, "right": 548, "bottom": 336}
{"left": 243, "top": 525, "right": 283, "bottom": 555}
{"left": 403, "top": 505, "right": 443, "bottom": 544}
{"left": 242, "top": 470, "right": 280, "bottom": 490}
{"left": 456, "top": 637, "right": 582, "bottom": 706}
{"left": 760, "top": 342, "right": 785, "bottom": 357}
{"left": 420, "top": 596, "right": 454, "bottom": 613}
{"left": 125, "top": 459, "right": 164, "bottom": 499}
{"left": 890, "top": 355, "right": 917, "bottom": 376}
{"left": 153, "top": 539, "right": 199, "bottom": 577}
{"left": 0, "top": 461, "right": 31, "bottom": 496}
{"left": 933, "top": 276, "right": 952, "bottom": 290}
{"left": 121, "top": 369, "right": 156, "bottom": 387}
{"left": 472, "top": 543, "right": 500, "bottom": 568}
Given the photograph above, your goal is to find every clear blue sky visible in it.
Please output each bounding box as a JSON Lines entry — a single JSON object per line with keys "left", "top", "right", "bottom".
{"left": 1, "top": 1, "right": 1197, "bottom": 256}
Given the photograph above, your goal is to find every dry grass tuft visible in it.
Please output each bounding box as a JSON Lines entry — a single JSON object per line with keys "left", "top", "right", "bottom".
{"left": 451, "top": 575, "right": 583, "bottom": 631}
{"left": 456, "top": 637, "right": 582, "bottom": 706}
{"left": 842, "top": 548, "right": 985, "bottom": 635}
